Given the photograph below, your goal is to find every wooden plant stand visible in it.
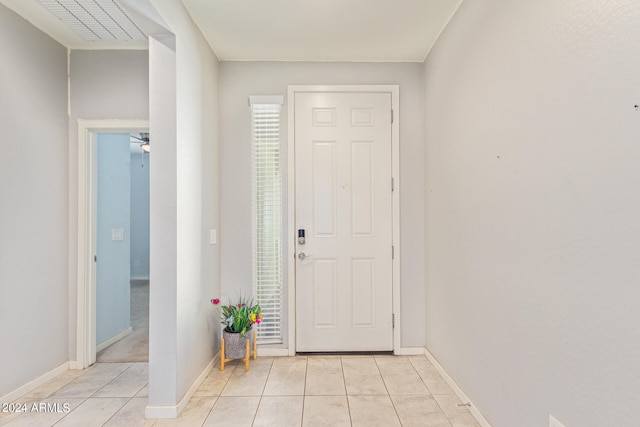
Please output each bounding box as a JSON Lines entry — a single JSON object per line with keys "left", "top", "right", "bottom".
{"left": 220, "top": 329, "right": 257, "bottom": 372}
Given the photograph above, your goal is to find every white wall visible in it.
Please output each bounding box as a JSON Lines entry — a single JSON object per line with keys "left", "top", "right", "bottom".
{"left": 423, "top": 0, "right": 640, "bottom": 426}
{"left": 147, "top": 0, "right": 220, "bottom": 412}
{"left": 219, "top": 62, "right": 425, "bottom": 348}
{"left": 69, "top": 49, "right": 149, "bottom": 356}
{"left": 148, "top": 33, "right": 178, "bottom": 407}
{"left": 0, "top": 4, "right": 68, "bottom": 396}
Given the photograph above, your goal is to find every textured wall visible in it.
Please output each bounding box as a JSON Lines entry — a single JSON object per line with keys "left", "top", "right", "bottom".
{"left": 0, "top": 4, "right": 68, "bottom": 396}
{"left": 424, "top": 0, "right": 640, "bottom": 426}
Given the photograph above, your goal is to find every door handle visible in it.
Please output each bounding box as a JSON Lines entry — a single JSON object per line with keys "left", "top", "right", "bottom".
{"left": 298, "top": 252, "right": 313, "bottom": 261}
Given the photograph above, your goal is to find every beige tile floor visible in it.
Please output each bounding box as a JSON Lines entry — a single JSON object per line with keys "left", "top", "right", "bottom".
{"left": 0, "top": 356, "right": 481, "bottom": 427}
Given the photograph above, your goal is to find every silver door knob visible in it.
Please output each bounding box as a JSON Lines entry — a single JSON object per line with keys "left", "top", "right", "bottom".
{"left": 298, "top": 252, "right": 313, "bottom": 260}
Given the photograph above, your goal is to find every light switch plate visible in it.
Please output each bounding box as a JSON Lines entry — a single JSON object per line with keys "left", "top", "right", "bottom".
{"left": 112, "top": 229, "right": 124, "bottom": 241}
{"left": 209, "top": 229, "right": 217, "bottom": 245}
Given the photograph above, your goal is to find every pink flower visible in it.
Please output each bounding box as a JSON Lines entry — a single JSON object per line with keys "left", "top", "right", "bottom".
{"left": 211, "top": 298, "right": 220, "bottom": 305}
{"left": 256, "top": 317, "right": 261, "bottom": 324}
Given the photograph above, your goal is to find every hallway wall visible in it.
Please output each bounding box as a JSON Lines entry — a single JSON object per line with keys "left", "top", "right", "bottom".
{"left": 0, "top": 4, "right": 68, "bottom": 397}
{"left": 220, "top": 61, "right": 426, "bottom": 348}
{"left": 68, "top": 49, "right": 149, "bottom": 357}
{"left": 423, "top": 0, "right": 640, "bottom": 426}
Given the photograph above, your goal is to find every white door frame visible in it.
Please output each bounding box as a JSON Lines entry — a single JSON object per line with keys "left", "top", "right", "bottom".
{"left": 75, "top": 119, "right": 149, "bottom": 369}
{"left": 287, "top": 85, "right": 400, "bottom": 355}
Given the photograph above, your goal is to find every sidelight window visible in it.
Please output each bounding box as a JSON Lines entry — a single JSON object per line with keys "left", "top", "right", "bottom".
{"left": 250, "top": 95, "right": 283, "bottom": 343}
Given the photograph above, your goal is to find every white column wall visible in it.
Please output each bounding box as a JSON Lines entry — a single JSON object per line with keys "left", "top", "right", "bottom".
{"left": 147, "top": 0, "right": 221, "bottom": 413}
{"left": 148, "top": 33, "right": 179, "bottom": 408}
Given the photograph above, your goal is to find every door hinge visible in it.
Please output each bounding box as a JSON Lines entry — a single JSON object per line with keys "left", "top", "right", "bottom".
{"left": 94, "top": 255, "right": 97, "bottom": 262}
{"left": 391, "top": 109, "right": 394, "bottom": 123}
{"left": 392, "top": 245, "right": 395, "bottom": 259}
{"left": 391, "top": 177, "right": 394, "bottom": 192}
{"left": 392, "top": 313, "right": 395, "bottom": 328}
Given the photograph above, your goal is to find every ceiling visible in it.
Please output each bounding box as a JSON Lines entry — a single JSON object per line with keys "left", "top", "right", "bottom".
{"left": 0, "top": 0, "right": 463, "bottom": 61}
{"left": 181, "top": 0, "right": 463, "bottom": 62}
{"left": 0, "top": 0, "right": 148, "bottom": 49}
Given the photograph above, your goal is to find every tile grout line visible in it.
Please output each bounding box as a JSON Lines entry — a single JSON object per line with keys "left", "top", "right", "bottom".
{"left": 340, "top": 357, "right": 354, "bottom": 426}
{"left": 49, "top": 396, "right": 92, "bottom": 426}
{"left": 408, "top": 355, "right": 467, "bottom": 422}
{"left": 98, "top": 395, "right": 132, "bottom": 427}
{"left": 199, "top": 395, "right": 217, "bottom": 427}
{"left": 408, "top": 356, "right": 458, "bottom": 426}
{"left": 300, "top": 356, "right": 308, "bottom": 427}
{"left": 373, "top": 355, "right": 396, "bottom": 396}
{"left": 88, "top": 363, "right": 135, "bottom": 399}
{"left": 250, "top": 358, "right": 273, "bottom": 427}
{"left": 83, "top": 362, "right": 143, "bottom": 426}
{"left": 339, "top": 356, "right": 349, "bottom": 397}
{"left": 408, "top": 355, "right": 439, "bottom": 396}
{"left": 203, "top": 361, "right": 237, "bottom": 426}
{"left": 52, "top": 365, "right": 136, "bottom": 427}
{"left": 373, "top": 355, "right": 403, "bottom": 426}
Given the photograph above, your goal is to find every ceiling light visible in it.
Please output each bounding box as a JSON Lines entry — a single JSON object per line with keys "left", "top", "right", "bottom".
{"left": 131, "top": 132, "right": 150, "bottom": 153}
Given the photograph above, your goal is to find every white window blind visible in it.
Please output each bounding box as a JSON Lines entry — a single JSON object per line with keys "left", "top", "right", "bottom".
{"left": 250, "top": 96, "right": 283, "bottom": 344}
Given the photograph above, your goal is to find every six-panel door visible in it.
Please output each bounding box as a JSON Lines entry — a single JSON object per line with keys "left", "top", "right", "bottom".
{"left": 295, "top": 92, "right": 393, "bottom": 352}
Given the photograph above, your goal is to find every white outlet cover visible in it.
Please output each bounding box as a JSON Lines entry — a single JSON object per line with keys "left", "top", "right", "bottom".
{"left": 549, "top": 415, "right": 566, "bottom": 427}
{"left": 209, "top": 229, "right": 217, "bottom": 245}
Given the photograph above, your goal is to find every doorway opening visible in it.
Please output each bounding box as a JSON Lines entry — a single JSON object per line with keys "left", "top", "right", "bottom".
{"left": 76, "top": 120, "right": 149, "bottom": 369}
{"left": 94, "top": 132, "right": 150, "bottom": 363}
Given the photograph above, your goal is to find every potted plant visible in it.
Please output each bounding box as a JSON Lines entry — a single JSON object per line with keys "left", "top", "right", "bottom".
{"left": 211, "top": 296, "right": 262, "bottom": 371}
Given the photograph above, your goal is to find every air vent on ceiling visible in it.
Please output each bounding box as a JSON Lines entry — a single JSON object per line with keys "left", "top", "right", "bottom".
{"left": 37, "top": 0, "right": 146, "bottom": 42}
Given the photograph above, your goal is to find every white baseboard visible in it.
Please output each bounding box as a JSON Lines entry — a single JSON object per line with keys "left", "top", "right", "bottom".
{"left": 424, "top": 348, "right": 492, "bottom": 427}
{"left": 175, "top": 354, "right": 217, "bottom": 415}
{"left": 145, "top": 352, "right": 218, "bottom": 419}
{"left": 1, "top": 362, "right": 70, "bottom": 403}
{"left": 395, "top": 347, "right": 426, "bottom": 356}
{"left": 144, "top": 404, "right": 178, "bottom": 419}
{"left": 257, "top": 347, "right": 290, "bottom": 357}
{"left": 96, "top": 327, "right": 133, "bottom": 353}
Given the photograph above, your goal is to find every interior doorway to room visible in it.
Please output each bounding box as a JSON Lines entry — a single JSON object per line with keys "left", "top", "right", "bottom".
{"left": 94, "top": 132, "right": 150, "bottom": 363}
{"left": 76, "top": 121, "right": 149, "bottom": 369}
{"left": 291, "top": 87, "right": 400, "bottom": 353}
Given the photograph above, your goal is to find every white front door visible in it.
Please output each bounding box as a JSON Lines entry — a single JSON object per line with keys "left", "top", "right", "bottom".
{"left": 295, "top": 91, "right": 393, "bottom": 352}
